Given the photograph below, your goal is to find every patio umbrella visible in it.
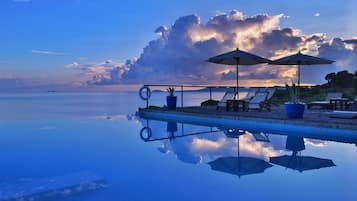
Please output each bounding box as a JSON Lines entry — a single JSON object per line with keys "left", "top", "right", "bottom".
{"left": 269, "top": 152, "right": 335, "bottom": 172}
{"left": 208, "top": 134, "right": 273, "bottom": 177}
{"left": 269, "top": 136, "right": 335, "bottom": 172}
{"left": 209, "top": 156, "right": 273, "bottom": 177}
{"left": 208, "top": 48, "right": 271, "bottom": 99}
{"left": 270, "top": 51, "right": 334, "bottom": 87}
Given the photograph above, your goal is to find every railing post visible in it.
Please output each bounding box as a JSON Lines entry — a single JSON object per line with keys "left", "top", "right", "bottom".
{"left": 181, "top": 85, "right": 184, "bottom": 108}
{"left": 209, "top": 87, "right": 212, "bottom": 100}
{"left": 146, "top": 86, "right": 149, "bottom": 109}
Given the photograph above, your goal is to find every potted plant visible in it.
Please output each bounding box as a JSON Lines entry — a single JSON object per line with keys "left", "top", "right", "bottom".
{"left": 285, "top": 83, "right": 305, "bottom": 119}
{"left": 166, "top": 87, "right": 177, "bottom": 110}
{"left": 166, "top": 121, "right": 178, "bottom": 139}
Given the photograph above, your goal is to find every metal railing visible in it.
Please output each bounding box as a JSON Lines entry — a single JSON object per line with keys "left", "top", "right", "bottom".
{"left": 140, "top": 84, "right": 240, "bottom": 109}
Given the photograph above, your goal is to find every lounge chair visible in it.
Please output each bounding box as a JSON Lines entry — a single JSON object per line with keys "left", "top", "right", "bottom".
{"left": 266, "top": 88, "right": 276, "bottom": 100}
{"left": 216, "top": 91, "right": 237, "bottom": 110}
{"left": 347, "top": 96, "right": 357, "bottom": 109}
{"left": 251, "top": 132, "right": 270, "bottom": 142}
{"left": 349, "top": 100, "right": 357, "bottom": 111}
{"left": 247, "top": 92, "right": 270, "bottom": 111}
{"left": 241, "top": 88, "right": 258, "bottom": 101}
{"left": 329, "top": 111, "right": 357, "bottom": 119}
{"left": 307, "top": 92, "right": 343, "bottom": 109}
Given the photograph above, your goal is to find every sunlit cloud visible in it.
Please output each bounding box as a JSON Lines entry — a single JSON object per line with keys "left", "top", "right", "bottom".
{"left": 304, "top": 139, "right": 327, "bottom": 147}
{"left": 65, "top": 60, "right": 132, "bottom": 85}
{"left": 315, "top": 13, "right": 320, "bottom": 17}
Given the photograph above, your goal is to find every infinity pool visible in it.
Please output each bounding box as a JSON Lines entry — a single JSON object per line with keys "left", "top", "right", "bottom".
{"left": 0, "top": 92, "right": 356, "bottom": 200}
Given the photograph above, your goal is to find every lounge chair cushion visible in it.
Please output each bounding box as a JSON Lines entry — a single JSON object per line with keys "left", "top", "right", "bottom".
{"left": 350, "top": 102, "right": 357, "bottom": 111}
{"left": 248, "top": 92, "right": 269, "bottom": 110}
{"left": 242, "top": 89, "right": 257, "bottom": 101}
{"left": 326, "top": 92, "right": 343, "bottom": 100}
{"left": 308, "top": 92, "right": 343, "bottom": 109}
{"left": 329, "top": 111, "right": 357, "bottom": 119}
{"left": 217, "top": 92, "right": 236, "bottom": 108}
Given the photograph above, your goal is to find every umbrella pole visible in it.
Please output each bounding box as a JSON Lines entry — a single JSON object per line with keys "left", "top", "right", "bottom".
{"left": 297, "top": 64, "right": 301, "bottom": 87}
{"left": 236, "top": 58, "right": 240, "bottom": 100}
{"left": 297, "top": 63, "right": 301, "bottom": 100}
{"left": 237, "top": 136, "right": 241, "bottom": 178}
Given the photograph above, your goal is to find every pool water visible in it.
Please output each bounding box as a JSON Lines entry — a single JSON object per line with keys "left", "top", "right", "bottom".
{"left": 0, "top": 92, "right": 357, "bottom": 200}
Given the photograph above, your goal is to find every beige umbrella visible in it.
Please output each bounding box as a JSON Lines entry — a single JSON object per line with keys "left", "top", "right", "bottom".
{"left": 208, "top": 48, "right": 271, "bottom": 99}
{"left": 271, "top": 51, "right": 334, "bottom": 87}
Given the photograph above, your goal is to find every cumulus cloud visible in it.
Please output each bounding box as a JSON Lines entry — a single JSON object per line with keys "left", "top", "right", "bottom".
{"left": 158, "top": 131, "right": 280, "bottom": 164}
{"left": 315, "top": 13, "right": 320, "bottom": 17}
{"left": 300, "top": 37, "right": 357, "bottom": 83}
{"left": 65, "top": 60, "right": 132, "bottom": 85}
{"left": 68, "top": 10, "right": 356, "bottom": 86}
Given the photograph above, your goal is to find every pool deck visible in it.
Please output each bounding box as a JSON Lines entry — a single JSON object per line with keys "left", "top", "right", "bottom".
{"left": 138, "top": 106, "right": 357, "bottom": 131}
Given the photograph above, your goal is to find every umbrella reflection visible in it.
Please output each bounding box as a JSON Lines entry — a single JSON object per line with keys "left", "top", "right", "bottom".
{"left": 208, "top": 131, "right": 273, "bottom": 178}
{"left": 139, "top": 118, "right": 338, "bottom": 175}
{"left": 208, "top": 156, "right": 272, "bottom": 177}
{"left": 269, "top": 136, "right": 336, "bottom": 172}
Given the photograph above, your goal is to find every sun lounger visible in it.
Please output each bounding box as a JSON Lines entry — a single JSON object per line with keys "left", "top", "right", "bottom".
{"left": 329, "top": 111, "right": 357, "bottom": 119}
{"left": 307, "top": 92, "right": 343, "bottom": 109}
{"left": 240, "top": 88, "right": 258, "bottom": 101}
{"left": 266, "top": 88, "right": 276, "bottom": 100}
{"left": 216, "top": 91, "right": 237, "bottom": 110}
{"left": 347, "top": 96, "right": 357, "bottom": 109}
{"left": 247, "top": 92, "right": 270, "bottom": 111}
{"left": 251, "top": 132, "right": 270, "bottom": 142}
{"left": 348, "top": 100, "right": 357, "bottom": 111}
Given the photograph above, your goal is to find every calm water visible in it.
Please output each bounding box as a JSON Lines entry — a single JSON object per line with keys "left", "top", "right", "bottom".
{"left": 0, "top": 92, "right": 357, "bottom": 200}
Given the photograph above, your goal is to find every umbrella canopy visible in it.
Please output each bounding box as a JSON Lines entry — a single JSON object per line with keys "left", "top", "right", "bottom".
{"left": 208, "top": 156, "right": 273, "bottom": 177}
{"left": 269, "top": 154, "right": 335, "bottom": 172}
{"left": 208, "top": 48, "right": 271, "bottom": 99}
{"left": 271, "top": 51, "right": 334, "bottom": 86}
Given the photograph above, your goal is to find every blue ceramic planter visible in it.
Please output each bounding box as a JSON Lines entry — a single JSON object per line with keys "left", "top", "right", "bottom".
{"left": 167, "top": 122, "right": 178, "bottom": 133}
{"left": 285, "top": 103, "right": 305, "bottom": 119}
{"left": 167, "top": 96, "right": 177, "bottom": 110}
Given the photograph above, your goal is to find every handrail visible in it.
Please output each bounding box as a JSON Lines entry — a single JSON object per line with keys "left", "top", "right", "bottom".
{"left": 140, "top": 84, "right": 245, "bottom": 109}
{"left": 143, "top": 84, "right": 239, "bottom": 88}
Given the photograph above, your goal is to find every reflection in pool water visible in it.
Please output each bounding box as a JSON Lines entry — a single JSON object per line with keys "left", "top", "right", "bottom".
{"left": 1, "top": 92, "right": 357, "bottom": 200}
{"left": 270, "top": 136, "right": 335, "bottom": 172}
{"left": 139, "top": 118, "right": 344, "bottom": 177}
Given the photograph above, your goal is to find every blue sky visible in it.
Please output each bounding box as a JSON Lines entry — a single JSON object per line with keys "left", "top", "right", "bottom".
{"left": 1, "top": 0, "right": 357, "bottom": 90}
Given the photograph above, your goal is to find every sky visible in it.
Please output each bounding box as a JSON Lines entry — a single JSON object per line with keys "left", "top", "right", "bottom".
{"left": 1, "top": 0, "right": 357, "bottom": 91}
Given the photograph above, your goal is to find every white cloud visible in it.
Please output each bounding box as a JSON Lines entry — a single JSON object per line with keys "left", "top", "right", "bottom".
{"left": 282, "top": 14, "right": 290, "bottom": 19}
{"left": 68, "top": 10, "right": 356, "bottom": 86}
{"left": 0, "top": 61, "right": 9, "bottom": 65}
{"left": 315, "top": 13, "right": 320, "bottom": 17}
{"left": 13, "top": 0, "right": 32, "bottom": 2}
{"left": 65, "top": 60, "right": 132, "bottom": 85}
{"left": 31, "top": 49, "right": 67, "bottom": 56}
